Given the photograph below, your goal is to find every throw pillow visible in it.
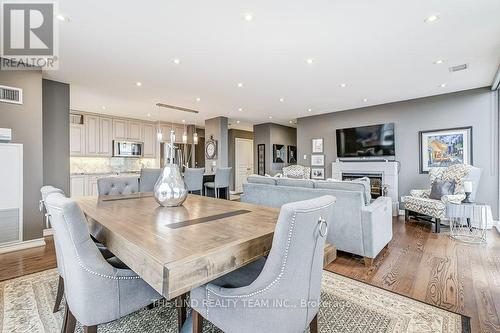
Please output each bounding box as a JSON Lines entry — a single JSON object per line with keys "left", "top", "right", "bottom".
{"left": 429, "top": 180, "right": 456, "bottom": 200}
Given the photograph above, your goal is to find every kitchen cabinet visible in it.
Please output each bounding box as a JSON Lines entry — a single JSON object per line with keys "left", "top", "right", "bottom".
{"left": 87, "top": 176, "right": 99, "bottom": 196}
{"left": 113, "top": 119, "right": 128, "bottom": 140}
{"left": 70, "top": 175, "right": 86, "bottom": 197}
{"left": 99, "top": 117, "right": 113, "bottom": 156}
{"left": 85, "top": 115, "right": 99, "bottom": 155}
{"left": 70, "top": 124, "right": 85, "bottom": 156}
{"left": 160, "top": 124, "right": 185, "bottom": 143}
{"left": 129, "top": 121, "right": 142, "bottom": 141}
{"left": 141, "top": 123, "right": 156, "bottom": 158}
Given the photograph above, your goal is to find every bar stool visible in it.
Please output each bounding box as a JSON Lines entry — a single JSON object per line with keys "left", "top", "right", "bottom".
{"left": 204, "top": 167, "right": 232, "bottom": 199}
{"left": 184, "top": 167, "right": 204, "bottom": 195}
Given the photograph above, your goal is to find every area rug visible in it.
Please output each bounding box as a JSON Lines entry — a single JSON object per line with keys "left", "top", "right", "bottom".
{"left": 0, "top": 269, "right": 469, "bottom": 333}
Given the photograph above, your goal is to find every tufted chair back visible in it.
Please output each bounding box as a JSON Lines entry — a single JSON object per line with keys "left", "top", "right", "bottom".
{"left": 214, "top": 167, "right": 232, "bottom": 188}
{"left": 97, "top": 177, "right": 139, "bottom": 196}
{"left": 139, "top": 168, "right": 162, "bottom": 192}
{"left": 282, "top": 165, "right": 311, "bottom": 179}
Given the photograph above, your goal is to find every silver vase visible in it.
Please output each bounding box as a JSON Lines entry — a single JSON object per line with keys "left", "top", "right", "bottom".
{"left": 153, "top": 163, "right": 188, "bottom": 207}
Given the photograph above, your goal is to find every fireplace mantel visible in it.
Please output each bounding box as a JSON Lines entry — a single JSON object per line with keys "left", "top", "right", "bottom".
{"left": 332, "top": 161, "right": 399, "bottom": 216}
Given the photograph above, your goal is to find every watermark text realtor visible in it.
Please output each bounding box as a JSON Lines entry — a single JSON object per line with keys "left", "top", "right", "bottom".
{"left": 1, "top": 2, "right": 59, "bottom": 70}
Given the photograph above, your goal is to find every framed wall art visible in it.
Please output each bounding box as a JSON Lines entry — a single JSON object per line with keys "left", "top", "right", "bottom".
{"left": 273, "top": 144, "right": 286, "bottom": 163}
{"left": 311, "top": 154, "right": 325, "bottom": 166}
{"left": 257, "top": 144, "right": 265, "bottom": 175}
{"left": 419, "top": 126, "right": 473, "bottom": 173}
{"left": 287, "top": 145, "right": 297, "bottom": 164}
{"left": 312, "top": 138, "right": 324, "bottom": 153}
{"left": 311, "top": 168, "right": 325, "bottom": 180}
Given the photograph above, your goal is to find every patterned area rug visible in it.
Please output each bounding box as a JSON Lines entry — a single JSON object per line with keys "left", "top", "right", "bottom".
{"left": 0, "top": 269, "right": 469, "bottom": 333}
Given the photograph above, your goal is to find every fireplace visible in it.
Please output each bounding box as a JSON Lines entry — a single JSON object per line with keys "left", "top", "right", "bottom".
{"left": 342, "top": 172, "right": 384, "bottom": 198}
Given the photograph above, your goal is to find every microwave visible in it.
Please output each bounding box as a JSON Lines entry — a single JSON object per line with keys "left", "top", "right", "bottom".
{"left": 113, "top": 140, "right": 143, "bottom": 157}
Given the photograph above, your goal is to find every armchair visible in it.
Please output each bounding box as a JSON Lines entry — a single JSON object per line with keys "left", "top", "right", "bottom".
{"left": 282, "top": 165, "right": 311, "bottom": 179}
{"left": 403, "top": 164, "right": 482, "bottom": 233}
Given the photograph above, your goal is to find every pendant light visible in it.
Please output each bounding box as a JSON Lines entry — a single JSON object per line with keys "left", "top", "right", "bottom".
{"left": 182, "top": 123, "right": 188, "bottom": 143}
{"left": 193, "top": 120, "right": 198, "bottom": 144}
{"left": 156, "top": 105, "right": 163, "bottom": 141}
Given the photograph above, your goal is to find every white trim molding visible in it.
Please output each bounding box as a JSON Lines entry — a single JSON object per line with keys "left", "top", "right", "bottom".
{"left": 0, "top": 238, "right": 46, "bottom": 254}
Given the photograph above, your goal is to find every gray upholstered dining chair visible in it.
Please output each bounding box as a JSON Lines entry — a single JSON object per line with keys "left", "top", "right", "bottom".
{"left": 183, "top": 195, "right": 336, "bottom": 333}
{"left": 139, "top": 168, "right": 162, "bottom": 192}
{"left": 184, "top": 167, "right": 204, "bottom": 195}
{"left": 97, "top": 176, "right": 139, "bottom": 196}
{"left": 45, "top": 192, "right": 162, "bottom": 333}
{"left": 40, "top": 186, "right": 115, "bottom": 314}
{"left": 204, "top": 167, "right": 232, "bottom": 199}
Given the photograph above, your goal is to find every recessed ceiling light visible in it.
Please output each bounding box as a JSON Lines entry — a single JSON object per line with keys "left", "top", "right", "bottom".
{"left": 279, "top": 98, "right": 285, "bottom": 102}
{"left": 135, "top": 81, "right": 142, "bottom": 87}
{"left": 101, "top": 106, "right": 106, "bottom": 110}
{"left": 307, "top": 108, "right": 312, "bottom": 112}
{"left": 147, "top": 113, "right": 151, "bottom": 117}
{"left": 173, "top": 58, "right": 181, "bottom": 65}
{"left": 289, "top": 120, "right": 293, "bottom": 124}
{"left": 268, "top": 116, "right": 273, "bottom": 119}
{"left": 339, "top": 83, "right": 347, "bottom": 88}
{"left": 182, "top": 119, "right": 186, "bottom": 123}
{"left": 244, "top": 13, "right": 253, "bottom": 21}
{"left": 196, "top": 97, "right": 201, "bottom": 102}
{"left": 237, "top": 82, "right": 244, "bottom": 88}
{"left": 56, "top": 14, "right": 69, "bottom": 22}
{"left": 363, "top": 98, "right": 368, "bottom": 102}
{"left": 433, "top": 59, "right": 444, "bottom": 65}
{"left": 424, "top": 15, "right": 439, "bottom": 23}
{"left": 306, "top": 58, "right": 314, "bottom": 65}
{"left": 236, "top": 120, "right": 241, "bottom": 124}
{"left": 439, "top": 83, "right": 447, "bottom": 88}
{"left": 238, "top": 108, "right": 243, "bottom": 112}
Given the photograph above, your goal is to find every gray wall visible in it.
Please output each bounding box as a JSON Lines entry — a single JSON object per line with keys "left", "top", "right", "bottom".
{"left": 205, "top": 116, "right": 228, "bottom": 170}
{"left": 253, "top": 123, "right": 297, "bottom": 176}
{"left": 228, "top": 129, "right": 253, "bottom": 190}
{"left": 0, "top": 69, "right": 44, "bottom": 240}
{"left": 42, "top": 79, "right": 70, "bottom": 194}
{"left": 297, "top": 88, "right": 499, "bottom": 218}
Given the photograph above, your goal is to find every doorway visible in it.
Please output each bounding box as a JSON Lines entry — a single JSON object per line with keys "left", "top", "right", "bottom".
{"left": 235, "top": 138, "right": 254, "bottom": 193}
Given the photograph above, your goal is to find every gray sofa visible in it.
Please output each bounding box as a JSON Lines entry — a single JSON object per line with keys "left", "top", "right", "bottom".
{"left": 241, "top": 175, "right": 393, "bottom": 265}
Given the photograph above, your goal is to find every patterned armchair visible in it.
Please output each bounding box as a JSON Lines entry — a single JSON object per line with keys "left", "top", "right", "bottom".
{"left": 282, "top": 165, "right": 311, "bottom": 179}
{"left": 403, "top": 164, "right": 482, "bottom": 233}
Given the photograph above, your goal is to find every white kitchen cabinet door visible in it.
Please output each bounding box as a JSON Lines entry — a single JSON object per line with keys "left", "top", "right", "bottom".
{"left": 87, "top": 176, "right": 99, "bottom": 196}
{"left": 113, "top": 119, "right": 128, "bottom": 140}
{"left": 141, "top": 123, "right": 156, "bottom": 158}
{"left": 70, "top": 175, "right": 86, "bottom": 197}
{"left": 85, "top": 115, "right": 99, "bottom": 155}
{"left": 128, "top": 121, "right": 142, "bottom": 141}
{"left": 99, "top": 117, "right": 113, "bottom": 156}
{"left": 70, "top": 124, "right": 85, "bottom": 156}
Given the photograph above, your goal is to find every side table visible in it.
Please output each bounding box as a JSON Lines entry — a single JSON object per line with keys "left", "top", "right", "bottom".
{"left": 446, "top": 202, "right": 489, "bottom": 244}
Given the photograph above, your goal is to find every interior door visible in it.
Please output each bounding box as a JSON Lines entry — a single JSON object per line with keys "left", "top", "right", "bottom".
{"left": 235, "top": 138, "right": 254, "bottom": 193}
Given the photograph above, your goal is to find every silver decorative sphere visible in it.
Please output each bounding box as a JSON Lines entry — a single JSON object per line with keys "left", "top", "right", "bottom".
{"left": 154, "top": 164, "right": 187, "bottom": 207}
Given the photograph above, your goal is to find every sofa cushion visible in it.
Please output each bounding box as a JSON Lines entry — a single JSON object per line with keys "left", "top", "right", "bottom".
{"left": 276, "top": 178, "right": 315, "bottom": 188}
{"left": 352, "top": 177, "right": 372, "bottom": 204}
{"left": 247, "top": 175, "right": 277, "bottom": 185}
{"left": 315, "top": 180, "right": 370, "bottom": 204}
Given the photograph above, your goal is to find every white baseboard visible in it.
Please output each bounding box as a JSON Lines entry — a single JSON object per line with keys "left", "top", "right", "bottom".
{"left": 0, "top": 238, "right": 46, "bottom": 254}
{"left": 43, "top": 228, "right": 53, "bottom": 237}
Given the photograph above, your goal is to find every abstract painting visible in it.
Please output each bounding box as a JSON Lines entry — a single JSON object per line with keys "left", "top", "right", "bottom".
{"left": 273, "top": 144, "right": 286, "bottom": 163}
{"left": 287, "top": 145, "right": 297, "bottom": 164}
{"left": 419, "top": 127, "right": 473, "bottom": 173}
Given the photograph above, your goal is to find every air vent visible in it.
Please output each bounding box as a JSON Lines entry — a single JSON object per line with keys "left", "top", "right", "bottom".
{"left": 449, "top": 64, "right": 468, "bottom": 72}
{"left": 0, "top": 85, "right": 23, "bottom": 104}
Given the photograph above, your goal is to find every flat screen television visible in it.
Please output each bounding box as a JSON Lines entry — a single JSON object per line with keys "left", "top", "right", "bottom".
{"left": 336, "top": 123, "right": 395, "bottom": 158}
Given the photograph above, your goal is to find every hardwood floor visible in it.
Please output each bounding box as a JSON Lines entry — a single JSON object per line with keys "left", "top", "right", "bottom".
{"left": 325, "top": 216, "right": 500, "bottom": 333}
{"left": 0, "top": 237, "right": 56, "bottom": 282}
{"left": 0, "top": 217, "right": 498, "bottom": 332}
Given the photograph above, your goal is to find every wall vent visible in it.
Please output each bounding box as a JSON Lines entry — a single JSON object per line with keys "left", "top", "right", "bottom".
{"left": 0, "top": 85, "right": 23, "bottom": 104}
{"left": 448, "top": 64, "right": 468, "bottom": 72}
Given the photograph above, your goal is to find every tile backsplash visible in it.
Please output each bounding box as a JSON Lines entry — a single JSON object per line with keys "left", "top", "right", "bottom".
{"left": 71, "top": 157, "right": 157, "bottom": 174}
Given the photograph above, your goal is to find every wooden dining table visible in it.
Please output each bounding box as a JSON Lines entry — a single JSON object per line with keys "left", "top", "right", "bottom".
{"left": 75, "top": 193, "right": 336, "bottom": 329}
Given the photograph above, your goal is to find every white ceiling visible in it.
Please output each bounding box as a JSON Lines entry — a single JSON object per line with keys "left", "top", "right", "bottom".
{"left": 45, "top": 0, "right": 500, "bottom": 131}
